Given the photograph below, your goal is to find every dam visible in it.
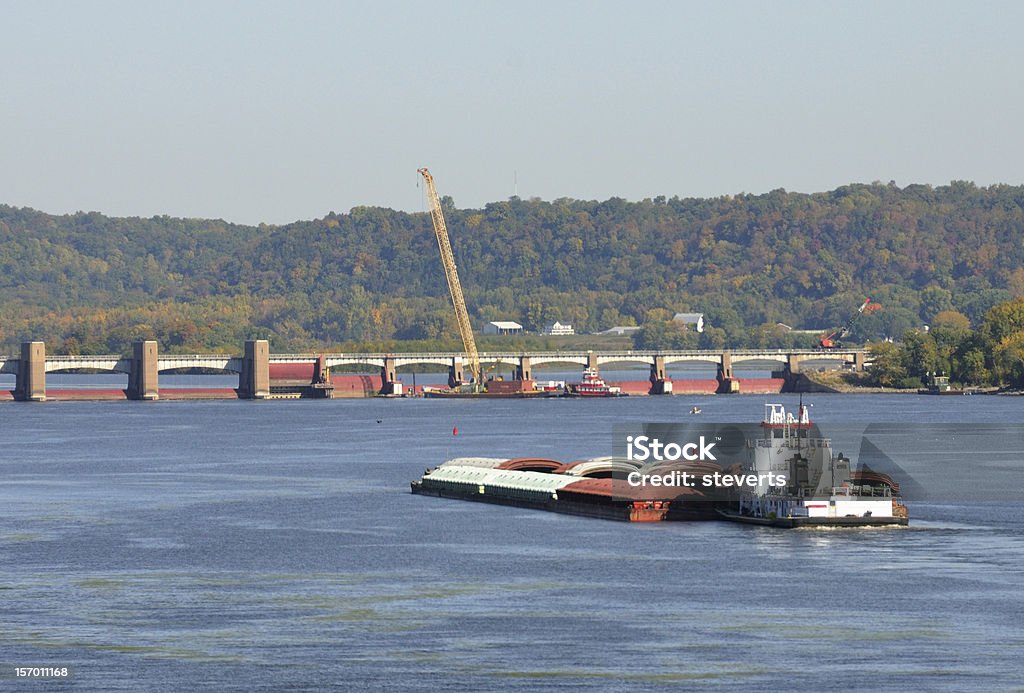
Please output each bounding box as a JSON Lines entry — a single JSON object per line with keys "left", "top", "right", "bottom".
{"left": 0, "top": 340, "right": 866, "bottom": 401}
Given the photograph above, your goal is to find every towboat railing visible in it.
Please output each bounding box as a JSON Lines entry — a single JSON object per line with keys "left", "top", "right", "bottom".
{"left": 750, "top": 438, "right": 831, "bottom": 448}
{"left": 806, "top": 486, "right": 893, "bottom": 498}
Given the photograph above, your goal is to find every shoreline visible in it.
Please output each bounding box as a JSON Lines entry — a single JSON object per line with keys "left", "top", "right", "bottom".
{"left": 796, "top": 371, "right": 1012, "bottom": 395}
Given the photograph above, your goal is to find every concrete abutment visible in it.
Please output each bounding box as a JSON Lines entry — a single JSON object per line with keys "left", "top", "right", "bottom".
{"left": 649, "top": 355, "right": 673, "bottom": 395}
{"left": 448, "top": 359, "right": 465, "bottom": 388}
{"left": 380, "top": 356, "right": 402, "bottom": 396}
{"left": 717, "top": 351, "right": 740, "bottom": 393}
{"left": 515, "top": 356, "right": 532, "bottom": 382}
{"left": 239, "top": 339, "right": 270, "bottom": 399}
{"left": 127, "top": 340, "right": 159, "bottom": 400}
{"left": 14, "top": 341, "right": 46, "bottom": 401}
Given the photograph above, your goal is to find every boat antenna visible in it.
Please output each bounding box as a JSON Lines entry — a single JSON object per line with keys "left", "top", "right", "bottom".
{"left": 796, "top": 393, "right": 804, "bottom": 483}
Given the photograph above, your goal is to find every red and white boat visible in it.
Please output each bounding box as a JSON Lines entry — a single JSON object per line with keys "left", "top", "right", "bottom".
{"left": 568, "top": 369, "right": 627, "bottom": 397}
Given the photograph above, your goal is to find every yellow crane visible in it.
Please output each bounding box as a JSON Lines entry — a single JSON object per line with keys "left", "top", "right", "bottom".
{"left": 418, "top": 167, "right": 482, "bottom": 389}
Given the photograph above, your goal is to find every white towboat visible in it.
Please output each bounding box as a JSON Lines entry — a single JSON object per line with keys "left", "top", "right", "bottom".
{"left": 720, "top": 403, "right": 909, "bottom": 527}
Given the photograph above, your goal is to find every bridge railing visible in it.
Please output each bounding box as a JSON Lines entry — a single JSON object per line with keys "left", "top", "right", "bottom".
{"left": 28, "top": 349, "right": 868, "bottom": 363}
{"left": 44, "top": 354, "right": 238, "bottom": 362}
{"left": 46, "top": 354, "right": 124, "bottom": 362}
{"left": 159, "top": 354, "right": 238, "bottom": 360}
{"left": 268, "top": 348, "right": 865, "bottom": 359}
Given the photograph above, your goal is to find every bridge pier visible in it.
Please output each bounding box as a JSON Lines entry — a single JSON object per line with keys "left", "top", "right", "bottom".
{"left": 649, "top": 355, "right": 673, "bottom": 395}
{"left": 788, "top": 354, "right": 801, "bottom": 375}
{"left": 773, "top": 354, "right": 803, "bottom": 393}
{"left": 515, "top": 356, "right": 532, "bottom": 381}
{"left": 587, "top": 352, "right": 599, "bottom": 372}
{"left": 239, "top": 339, "right": 270, "bottom": 399}
{"left": 311, "top": 354, "right": 335, "bottom": 398}
{"left": 717, "top": 350, "right": 740, "bottom": 394}
{"left": 127, "top": 340, "right": 159, "bottom": 400}
{"left": 380, "top": 356, "right": 402, "bottom": 396}
{"left": 448, "top": 358, "right": 465, "bottom": 388}
{"left": 776, "top": 351, "right": 866, "bottom": 393}
{"left": 14, "top": 341, "right": 46, "bottom": 401}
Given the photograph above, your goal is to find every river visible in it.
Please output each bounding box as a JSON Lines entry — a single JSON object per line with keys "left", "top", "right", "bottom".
{"left": 1, "top": 394, "right": 1022, "bottom": 690}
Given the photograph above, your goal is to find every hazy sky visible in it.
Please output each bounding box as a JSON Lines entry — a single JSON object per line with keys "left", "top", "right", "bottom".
{"left": 3, "top": 1, "right": 1022, "bottom": 224}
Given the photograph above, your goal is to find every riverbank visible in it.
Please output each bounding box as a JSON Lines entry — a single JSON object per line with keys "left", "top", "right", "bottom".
{"left": 799, "top": 369, "right": 1007, "bottom": 395}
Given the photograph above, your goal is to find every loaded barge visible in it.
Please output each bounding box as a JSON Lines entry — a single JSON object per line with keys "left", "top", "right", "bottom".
{"left": 410, "top": 403, "right": 908, "bottom": 527}
{"left": 423, "top": 379, "right": 560, "bottom": 398}
{"left": 410, "top": 457, "right": 706, "bottom": 521}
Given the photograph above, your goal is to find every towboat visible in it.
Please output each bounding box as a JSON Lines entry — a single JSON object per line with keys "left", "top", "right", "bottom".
{"left": 567, "top": 368, "right": 627, "bottom": 397}
{"left": 719, "top": 403, "right": 908, "bottom": 527}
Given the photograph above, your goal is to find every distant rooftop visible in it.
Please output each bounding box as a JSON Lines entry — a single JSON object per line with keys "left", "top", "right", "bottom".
{"left": 672, "top": 312, "right": 705, "bottom": 332}
{"left": 599, "top": 325, "right": 641, "bottom": 336}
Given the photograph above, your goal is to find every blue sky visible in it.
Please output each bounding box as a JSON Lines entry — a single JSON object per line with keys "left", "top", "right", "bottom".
{"left": 2, "top": 0, "right": 1022, "bottom": 224}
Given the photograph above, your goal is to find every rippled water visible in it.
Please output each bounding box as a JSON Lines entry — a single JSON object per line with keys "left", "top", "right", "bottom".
{"left": 1, "top": 395, "right": 1023, "bottom": 690}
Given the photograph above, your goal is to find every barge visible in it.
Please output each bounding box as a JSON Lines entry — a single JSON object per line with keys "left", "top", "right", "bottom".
{"left": 411, "top": 456, "right": 720, "bottom": 521}
{"left": 411, "top": 402, "right": 908, "bottom": 528}
{"left": 423, "top": 379, "right": 561, "bottom": 399}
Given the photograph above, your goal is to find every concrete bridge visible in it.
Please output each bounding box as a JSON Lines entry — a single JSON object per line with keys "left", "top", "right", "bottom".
{"left": 0, "top": 340, "right": 866, "bottom": 400}
{"left": 1, "top": 340, "right": 270, "bottom": 401}
{"left": 302, "top": 349, "right": 864, "bottom": 395}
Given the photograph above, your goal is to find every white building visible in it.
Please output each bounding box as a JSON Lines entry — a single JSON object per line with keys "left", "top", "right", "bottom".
{"left": 672, "top": 312, "right": 705, "bottom": 333}
{"left": 483, "top": 321, "right": 524, "bottom": 336}
{"left": 541, "top": 321, "right": 574, "bottom": 336}
{"left": 598, "top": 326, "right": 641, "bottom": 336}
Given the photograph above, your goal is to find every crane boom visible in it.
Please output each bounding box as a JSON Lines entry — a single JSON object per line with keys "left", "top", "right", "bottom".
{"left": 819, "top": 298, "right": 877, "bottom": 348}
{"left": 418, "top": 167, "right": 481, "bottom": 386}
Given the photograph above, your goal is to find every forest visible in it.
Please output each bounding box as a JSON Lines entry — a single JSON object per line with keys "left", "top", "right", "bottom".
{"left": 1, "top": 181, "right": 1023, "bottom": 378}
{"left": 863, "top": 297, "right": 1024, "bottom": 389}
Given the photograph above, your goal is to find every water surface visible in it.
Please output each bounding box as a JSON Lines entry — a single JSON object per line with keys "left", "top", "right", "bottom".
{"left": 1, "top": 395, "right": 1022, "bottom": 690}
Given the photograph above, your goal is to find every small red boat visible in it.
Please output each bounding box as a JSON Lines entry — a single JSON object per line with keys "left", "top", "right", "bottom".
{"left": 568, "top": 369, "right": 627, "bottom": 397}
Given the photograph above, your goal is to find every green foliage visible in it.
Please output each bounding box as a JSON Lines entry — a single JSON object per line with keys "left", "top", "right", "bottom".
{"left": 863, "top": 296, "right": 1024, "bottom": 389}
{"left": 3, "top": 181, "right": 1024, "bottom": 356}
{"left": 900, "top": 330, "right": 940, "bottom": 379}
{"left": 981, "top": 297, "right": 1024, "bottom": 345}
{"left": 919, "top": 286, "right": 955, "bottom": 323}
{"left": 993, "top": 332, "right": 1024, "bottom": 388}
{"left": 866, "top": 342, "right": 907, "bottom": 387}
{"left": 632, "top": 321, "right": 699, "bottom": 350}
{"left": 955, "top": 348, "right": 991, "bottom": 386}
{"left": 931, "top": 310, "right": 971, "bottom": 331}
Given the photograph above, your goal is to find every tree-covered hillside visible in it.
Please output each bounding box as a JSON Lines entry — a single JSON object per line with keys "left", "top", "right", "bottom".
{"left": 1, "top": 180, "right": 1023, "bottom": 354}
